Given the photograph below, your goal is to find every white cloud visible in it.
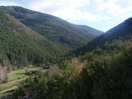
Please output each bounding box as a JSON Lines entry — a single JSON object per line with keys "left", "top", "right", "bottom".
{"left": 96, "top": 0, "right": 132, "bottom": 16}
{"left": 0, "top": 0, "right": 124, "bottom": 23}
{"left": 0, "top": 1, "right": 18, "bottom": 6}
{"left": 83, "top": 12, "right": 110, "bottom": 22}
{"left": 52, "top": 7, "right": 109, "bottom": 23}
{"left": 29, "top": 0, "right": 110, "bottom": 23}
{"left": 28, "top": 0, "right": 89, "bottom": 12}
{"left": 27, "top": 0, "right": 107, "bottom": 23}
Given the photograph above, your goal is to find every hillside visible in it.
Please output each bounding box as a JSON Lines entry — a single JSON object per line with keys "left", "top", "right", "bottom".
{"left": 1, "top": 5, "right": 132, "bottom": 99}
{"left": 0, "top": 6, "right": 104, "bottom": 67}
{"left": 74, "top": 17, "right": 132, "bottom": 56}
{"left": 0, "top": 10, "right": 66, "bottom": 67}
{"left": 77, "top": 25, "right": 103, "bottom": 36}
{"left": 0, "top": 6, "right": 103, "bottom": 48}
{"left": 4, "top": 17, "right": 132, "bottom": 99}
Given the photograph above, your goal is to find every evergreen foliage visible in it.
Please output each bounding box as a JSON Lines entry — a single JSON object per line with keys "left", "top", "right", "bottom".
{"left": 0, "top": 10, "right": 65, "bottom": 67}
{"left": 0, "top": 6, "right": 132, "bottom": 99}
{"left": 0, "top": 6, "right": 102, "bottom": 49}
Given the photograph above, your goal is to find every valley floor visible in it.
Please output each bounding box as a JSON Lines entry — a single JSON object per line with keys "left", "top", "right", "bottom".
{"left": 0, "top": 67, "right": 48, "bottom": 98}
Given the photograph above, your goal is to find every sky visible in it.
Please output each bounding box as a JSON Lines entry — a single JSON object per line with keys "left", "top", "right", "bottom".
{"left": 0, "top": 0, "right": 131, "bottom": 32}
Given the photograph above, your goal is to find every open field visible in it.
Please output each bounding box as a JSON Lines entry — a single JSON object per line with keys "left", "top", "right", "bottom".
{"left": 0, "top": 86, "right": 17, "bottom": 98}
{"left": 0, "top": 67, "right": 48, "bottom": 98}
{"left": 8, "top": 69, "right": 27, "bottom": 81}
{"left": 8, "top": 67, "right": 41, "bottom": 81}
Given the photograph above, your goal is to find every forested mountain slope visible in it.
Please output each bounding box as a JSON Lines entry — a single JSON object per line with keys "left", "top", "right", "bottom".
{"left": 0, "top": 6, "right": 103, "bottom": 48}
{"left": 1, "top": 5, "right": 132, "bottom": 99}
{"left": 74, "top": 17, "right": 132, "bottom": 56}
{"left": 5, "top": 17, "right": 132, "bottom": 99}
{"left": 77, "top": 25, "right": 103, "bottom": 36}
{"left": 0, "top": 10, "right": 66, "bottom": 67}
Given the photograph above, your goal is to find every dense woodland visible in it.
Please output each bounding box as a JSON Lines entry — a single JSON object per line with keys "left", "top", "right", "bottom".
{"left": 0, "top": 6, "right": 132, "bottom": 99}
{"left": 0, "top": 10, "right": 63, "bottom": 67}
{"left": 0, "top": 6, "right": 102, "bottom": 49}
{"left": 0, "top": 6, "right": 103, "bottom": 68}
{"left": 3, "top": 21, "right": 132, "bottom": 98}
{"left": 5, "top": 36, "right": 132, "bottom": 99}
{"left": 74, "top": 17, "right": 132, "bottom": 56}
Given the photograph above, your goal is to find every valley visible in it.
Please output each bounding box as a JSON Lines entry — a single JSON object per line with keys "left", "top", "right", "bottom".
{"left": 0, "top": 6, "right": 131, "bottom": 99}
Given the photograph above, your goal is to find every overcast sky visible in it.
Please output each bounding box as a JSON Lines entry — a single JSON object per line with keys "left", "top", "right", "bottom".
{"left": 0, "top": 0, "right": 131, "bottom": 32}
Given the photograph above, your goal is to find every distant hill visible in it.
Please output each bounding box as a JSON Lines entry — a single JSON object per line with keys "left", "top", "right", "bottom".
{"left": 77, "top": 25, "right": 103, "bottom": 36}
{"left": 0, "top": 6, "right": 102, "bottom": 48}
{"left": 74, "top": 17, "right": 132, "bottom": 55}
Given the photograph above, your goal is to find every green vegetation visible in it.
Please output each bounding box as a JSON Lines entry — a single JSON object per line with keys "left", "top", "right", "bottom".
{"left": 4, "top": 46, "right": 131, "bottom": 99}
{"left": 2, "top": 16, "right": 131, "bottom": 99}
{"left": 0, "top": 10, "right": 68, "bottom": 67}
{"left": 0, "top": 67, "right": 46, "bottom": 98}
{"left": 8, "top": 68, "right": 41, "bottom": 80}
{"left": 0, "top": 86, "right": 17, "bottom": 98}
{"left": 0, "top": 6, "right": 102, "bottom": 49}
{"left": 8, "top": 70, "right": 27, "bottom": 81}
{"left": 0, "top": 80, "right": 17, "bottom": 90}
{"left": 0, "top": 6, "right": 132, "bottom": 99}
{"left": 74, "top": 17, "right": 132, "bottom": 56}
{"left": 0, "top": 6, "right": 103, "bottom": 68}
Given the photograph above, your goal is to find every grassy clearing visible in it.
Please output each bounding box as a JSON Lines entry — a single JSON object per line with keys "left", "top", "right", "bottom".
{"left": 27, "top": 67, "right": 41, "bottom": 71}
{"left": 42, "top": 69, "right": 48, "bottom": 73}
{"left": 0, "top": 81, "right": 17, "bottom": 90}
{"left": 0, "top": 78, "right": 28, "bottom": 98}
{"left": 3, "top": 67, "right": 41, "bottom": 90}
{"left": 0, "top": 86, "right": 17, "bottom": 98}
{"left": 8, "top": 67, "right": 41, "bottom": 81}
{"left": 1, "top": 68, "right": 39, "bottom": 90}
{"left": 0, "top": 78, "right": 27, "bottom": 91}
{"left": 0, "top": 67, "right": 47, "bottom": 98}
{"left": 8, "top": 69, "right": 27, "bottom": 81}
